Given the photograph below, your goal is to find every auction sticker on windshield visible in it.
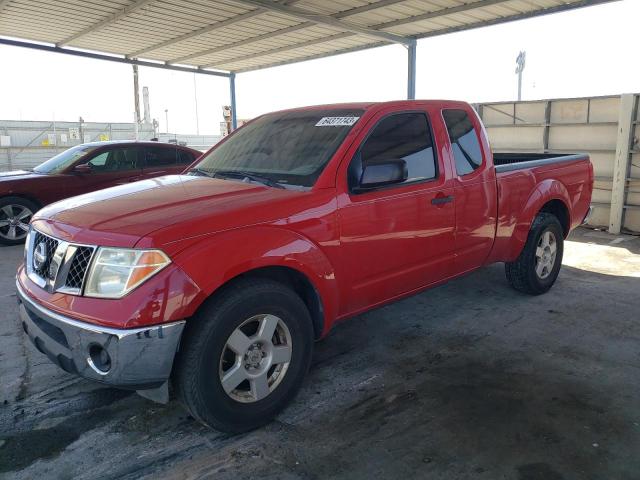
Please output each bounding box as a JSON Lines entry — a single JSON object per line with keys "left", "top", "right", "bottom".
{"left": 315, "top": 117, "right": 360, "bottom": 127}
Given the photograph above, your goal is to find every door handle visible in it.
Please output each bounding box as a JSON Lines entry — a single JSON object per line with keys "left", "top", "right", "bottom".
{"left": 431, "top": 195, "right": 454, "bottom": 206}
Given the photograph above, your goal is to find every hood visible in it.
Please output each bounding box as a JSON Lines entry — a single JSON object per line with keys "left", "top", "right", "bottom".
{"left": 0, "top": 170, "right": 42, "bottom": 180}
{"left": 33, "top": 175, "right": 310, "bottom": 248}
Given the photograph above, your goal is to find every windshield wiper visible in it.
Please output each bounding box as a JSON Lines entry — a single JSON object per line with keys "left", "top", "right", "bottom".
{"left": 213, "top": 170, "right": 285, "bottom": 189}
{"left": 188, "top": 167, "right": 215, "bottom": 178}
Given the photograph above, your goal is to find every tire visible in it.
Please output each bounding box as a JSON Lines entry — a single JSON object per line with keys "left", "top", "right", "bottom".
{"left": 0, "top": 196, "right": 38, "bottom": 246}
{"left": 173, "top": 278, "right": 314, "bottom": 433}
{"left": 505, "top": 212, "right": 564, "bottom": 295}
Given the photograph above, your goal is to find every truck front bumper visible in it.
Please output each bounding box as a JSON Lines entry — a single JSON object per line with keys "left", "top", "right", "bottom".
{"left": 16, "top": 281, "right": 185, "bottom": 391}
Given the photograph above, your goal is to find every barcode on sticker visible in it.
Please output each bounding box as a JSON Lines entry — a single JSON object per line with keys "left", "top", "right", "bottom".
{"left": 315, "top": 116, "right": 360, "bottom": 127}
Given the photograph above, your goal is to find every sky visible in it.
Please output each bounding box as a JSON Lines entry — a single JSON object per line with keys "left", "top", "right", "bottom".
{"left": 0, "top": 0, "right": 638, "bottom": 135}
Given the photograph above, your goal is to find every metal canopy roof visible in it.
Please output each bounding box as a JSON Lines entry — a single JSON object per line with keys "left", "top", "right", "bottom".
{"left": 0, "top": 0, "right": 615, "bottom": 74}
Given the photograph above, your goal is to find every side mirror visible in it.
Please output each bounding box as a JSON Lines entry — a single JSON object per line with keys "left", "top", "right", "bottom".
{"left": 73, "top": 164, "right": 92, "bottom": 174}
{"left": 355, "top": 159, "right": 407, "bottom": 192}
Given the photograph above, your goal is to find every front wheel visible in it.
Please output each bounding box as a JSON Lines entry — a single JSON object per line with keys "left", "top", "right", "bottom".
{"left": 505, "top": 212, "right": 564, "bottom": 295}
{"left": 0, "top": 197, "right": 38, "bottom": 245}
{"left": 173, "top": 278, "right": 314, "bottom": 433}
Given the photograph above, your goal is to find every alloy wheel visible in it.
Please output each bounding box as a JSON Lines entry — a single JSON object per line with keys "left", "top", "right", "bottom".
{"left": 219, "top": 314, "right": 292, "bottom": 403}
{"left": 535, "top": 230, "right": 557, "bottom": 279}
{"left": 0, "top": 204, "right": 32, "bottom": 241}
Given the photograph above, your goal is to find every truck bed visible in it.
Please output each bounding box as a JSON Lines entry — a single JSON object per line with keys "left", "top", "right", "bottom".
{"left": 493, "top": 153, "right": 587, "bottom": 173}
{"left": 488, "top": 151, "right": 592, "bottom": 263}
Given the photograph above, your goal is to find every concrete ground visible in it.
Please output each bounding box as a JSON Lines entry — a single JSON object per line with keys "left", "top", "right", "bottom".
{"left": 1, "top": 227, "right": 639, "bottom": 480}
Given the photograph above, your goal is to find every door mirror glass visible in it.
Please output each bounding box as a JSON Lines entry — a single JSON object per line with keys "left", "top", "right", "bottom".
{"left": 357, "top": 159, "right": 407, "bottom": 191}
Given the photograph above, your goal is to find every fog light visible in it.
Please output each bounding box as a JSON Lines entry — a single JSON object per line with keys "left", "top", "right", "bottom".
{"left": 88, "top": 344, "right": 111, "bottom": 374}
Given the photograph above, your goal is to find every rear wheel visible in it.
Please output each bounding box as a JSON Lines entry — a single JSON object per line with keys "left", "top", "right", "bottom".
{"left": 173, "top": 278, "right": 314, "bottom": 433}
{"left": 0, "top": 197, "right": 37, "bottom": 245}
{"left": 505, "top": 212, "right": 564, "bottom": 295}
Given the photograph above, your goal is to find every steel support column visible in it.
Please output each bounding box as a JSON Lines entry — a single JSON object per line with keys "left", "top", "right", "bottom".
{"left": 229, "top": 72, "right": 238, "bottom": 131}
{"left": 407, "top": 40, "right": 417, "bottom": 100}
{"left": 609, "top": 93, "right": 636, "bottom": 234}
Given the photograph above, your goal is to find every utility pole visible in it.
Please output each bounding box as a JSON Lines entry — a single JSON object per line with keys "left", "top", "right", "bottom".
{"left": 78, "top": 116, "right": 84, "bottom": 144}
{"left": 193, "top": 73, "right": 200, "bottom": 135}
{"left": 164, "top": 109, "right": 169, "bottom": 134}
{"left": 515, "top": 50, "right": 526, "bottom": 101}
{"left": 132, "top": 65, "right": 141, "bottom": 125}
{"left": 142, "top": 86, "right": 151, "bottom": 124}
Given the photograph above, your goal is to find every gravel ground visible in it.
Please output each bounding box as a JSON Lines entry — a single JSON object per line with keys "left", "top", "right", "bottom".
{"left": 1, "top": 227, "right": 639, "bottom": 480}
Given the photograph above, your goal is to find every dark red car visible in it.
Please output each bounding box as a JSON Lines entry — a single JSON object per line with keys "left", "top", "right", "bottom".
{"left": 0, "top": 141, "right": 202, "bottom": 244}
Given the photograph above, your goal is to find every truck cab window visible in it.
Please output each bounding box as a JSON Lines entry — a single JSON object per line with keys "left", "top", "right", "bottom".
{"left": 443, "top": 109, "right": 483, "bottom": 176}
{"left": 351, "top": 112, "right": 436, "bottom": 190}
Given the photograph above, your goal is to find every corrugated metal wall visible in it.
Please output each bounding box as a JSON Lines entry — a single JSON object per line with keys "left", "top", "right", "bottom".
{"left": 0, "top": 120, "right": 219, "bottom": 170}
{"left": 477, "top": 94, "right": 640, "bottom": 234}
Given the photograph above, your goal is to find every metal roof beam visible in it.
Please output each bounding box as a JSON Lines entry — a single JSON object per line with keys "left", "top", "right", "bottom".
{"left": 0, "top": 37, "right": 231, "bottom": 77}
{"left": 170, "top": 22, "right": 316, "bottom": 64}
{"left": 230, "top": 0, "right": 413, "bottom": 45}
{"left": 234, "top": 40, "right": 387, "bottom": 73}
{"left": 170, "top": 0, "right": 409, "bottom": 65}
{"left": 232, "top": 0, "right": 618, "bottom": 73}
{"left": 204, "top": 31, "right": 355, "bottom": 68}
{"left": 373, "top": 0, "right": 513, "bottom": 30}
{"left": 127, "top": 0, "right": 305, "bottom": 58}
{"left": 411, "top": 0, "right": 619, "bottom": 38}
{"left": 205, "top": 0, "right": 513, "bottom": 69}
{"left": 127, "top": 8, "right": 267, "bottom": 58}
{"left": 214, "top": 0, "right": 563, "bottom": 70}
{"left": 57, "top": 0, "right": 157, "bottom": 47}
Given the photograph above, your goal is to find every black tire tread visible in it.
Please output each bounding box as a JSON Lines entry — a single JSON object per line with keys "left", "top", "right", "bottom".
{"left": 173, "top": 277, "right": 312, "bottom": 433}
{"left": 505, "top": 212, "right": 563, "bottom": 295}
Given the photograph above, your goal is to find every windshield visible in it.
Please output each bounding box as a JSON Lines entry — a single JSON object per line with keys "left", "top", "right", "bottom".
{"left": 191, "top": 109, "right": 363, "bottom": 188}
{"left": 33, "top": 145, "right": 99, "bottom": 174}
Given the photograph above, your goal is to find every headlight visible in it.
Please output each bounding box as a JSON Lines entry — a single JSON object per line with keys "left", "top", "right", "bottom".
{"left": 84, "top": 248, "right": 170, "bottom": 298}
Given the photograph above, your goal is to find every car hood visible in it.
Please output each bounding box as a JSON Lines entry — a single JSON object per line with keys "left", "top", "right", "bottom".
{"left": 0, "top": 170, "right": 42, "bottom": 180}
{"left": 33, "top": 175, "right": 311, "bottom": 249}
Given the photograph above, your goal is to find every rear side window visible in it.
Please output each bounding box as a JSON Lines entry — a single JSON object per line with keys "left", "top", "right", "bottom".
{"left": 443, "top": 109, "right": 483, "bottom": 176}
{"left": 178, "top": 150, "right": 196, "bottom": 165}
{"left": 145, "top": 147, "right": 181, "bottom": 168}
{"left": 352, "top": 112, "right": 436, "bottom": 189}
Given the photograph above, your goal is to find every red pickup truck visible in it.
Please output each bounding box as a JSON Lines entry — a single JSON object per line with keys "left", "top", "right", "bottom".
{"left": 16, "top": 100, "right": 592, "bottom": 433}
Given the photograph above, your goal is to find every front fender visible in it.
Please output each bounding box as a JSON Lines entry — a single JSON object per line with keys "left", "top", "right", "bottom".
{"left": 510, "top": 179, "right": 571, "bottom": 259}
{"left": 171, "top": 225, "right": 339, "bottom": 331}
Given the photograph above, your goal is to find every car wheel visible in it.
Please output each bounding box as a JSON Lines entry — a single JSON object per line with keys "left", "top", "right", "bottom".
{"left": 173, "top": 278, "right": 314, "bottom": 433}
{"left": 0, "top": 196, "right": 38, "bottom": 245}
{"left": 505, "top": 212, "right": 564, "bottom": 295}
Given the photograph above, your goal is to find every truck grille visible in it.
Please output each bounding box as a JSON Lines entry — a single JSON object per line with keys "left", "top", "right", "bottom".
{"left": 26, "top": 229, "right": 96, "bottom": 295}
{"left": 31, "top": 231, "right": 59, "bottom": 279}
{"left": 64, "top": 246, "right": 94, "bottom": 290}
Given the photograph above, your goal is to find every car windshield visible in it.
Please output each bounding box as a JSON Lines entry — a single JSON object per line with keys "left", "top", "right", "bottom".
{"left": 191, "top": 109, "right": 363, "bottom": 188}
{"left": 33, "top": 145, "right": 99, "bottom": 174}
